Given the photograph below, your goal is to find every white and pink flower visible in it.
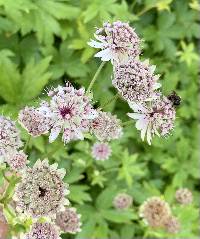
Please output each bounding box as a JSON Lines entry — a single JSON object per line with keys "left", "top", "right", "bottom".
{"left": 127, "top": 96, "right": 176, "bottom": 144}
{"left": 88, "top": 21, "right": 140, "bottom": 64}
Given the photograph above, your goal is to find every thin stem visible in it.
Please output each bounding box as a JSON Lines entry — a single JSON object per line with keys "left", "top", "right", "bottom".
{"left": 24, "top": 135, "right": 31, "bottom": 152}
{"left": 86, "top": 62, "right": 106, "bottom": 95}
{"left": 2, "top": 171, "right": 10, "bottom": 183}
{"left": 100, "top": 93, "right": 119, "bottom": 109}
{"left": 136, "top": 6, "right": 154, "bottom": 17}
{"left": 122, "top": 120, "right": 133, "bottom": 126}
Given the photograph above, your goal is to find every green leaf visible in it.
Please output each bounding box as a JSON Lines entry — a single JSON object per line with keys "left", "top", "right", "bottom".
{"left": 21, "top": 56, "right": 52, "bottom": 101}
{"left": 68, "top": 185, "right": 92, "bottom": 204}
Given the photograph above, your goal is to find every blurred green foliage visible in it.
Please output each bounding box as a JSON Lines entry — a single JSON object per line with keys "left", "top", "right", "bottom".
{"left": 0, "top": 0, "right": 199, "bottom": 238}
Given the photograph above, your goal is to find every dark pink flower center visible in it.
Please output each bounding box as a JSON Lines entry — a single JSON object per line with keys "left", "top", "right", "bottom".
{"left": 59, "top": 106, "right": 72, "bottom": 118}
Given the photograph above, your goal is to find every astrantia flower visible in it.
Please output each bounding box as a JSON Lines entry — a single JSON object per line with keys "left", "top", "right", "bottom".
{"left": 88, "top": 21, "right": 140, "bottom": 64}
{"left": 113, "top": 193, "right": 133, "bottom": 210}
{"left": 90, "top": 111, "right": 122, "bottom": 141}
{"left": 175, "top": 188, "right": 193, "bottom": 205}
{"left": 56, "top": 207, "right": 81, "bottom": 234}
{"left": 14, "top": 159, "right": 69, "bottom": 218}
{"left": 6, "top": 150, "right": 28, "bottom": 171}
{"left": 45, "top": 83, "right": 98, "bottom": 144}
{"left": 127, "top": 96, "right": 176, "bottom": 144}
{"left": 18, "top": 106, "right": 51, "bottom": 137}
{"left": 25, "top": 222, "right": 60, "bottom": 239}
{"left": 139, "top": 197, "right": 171, "bottom": 227}
{"left": 92, "top": 142, "right": 111, "bottom": 161}
{"left": 113, "top": 59, "right": 161, "bottom": 102}
{"left": 163, "top": 216, "right": 180, "bottom": 234}
{"left": 0, "top": 116, "right": 23, "bottom": 161}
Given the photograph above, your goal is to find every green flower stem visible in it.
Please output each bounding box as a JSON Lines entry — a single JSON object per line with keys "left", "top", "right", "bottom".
{"left": 86, "top": 61, "right": 106, "bottom": 95}
{"left": 24, "top": 135, "right": 31, "bottom": 153}
{"left": 2, "top": 171, "right": 10, "bottom": 183}
{"left": 136, "top": 5, "right": 155, "bottom": 17}
{"left": 100, "top": 93, "right": 119, "bottom": 109}
{"left": 0, "top": 176, "right": 20, "bottom": 204}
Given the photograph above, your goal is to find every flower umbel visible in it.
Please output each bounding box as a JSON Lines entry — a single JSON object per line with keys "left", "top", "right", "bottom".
{"left": 6, "top": 150, "right": 28, "bottom": 171}
{"left": 127, "top": 96, "right": 176, "bottom": 144}
{"left": 113, "top": 59, "right": 161, "bottom": 102}
{"left": 163, "top": 216, "right": 180, "bottom": 234}
{"left": 92, "top": 142, "right": 111, "bottom": 161}
{"left": 56, "top": 207, "right": 81, "bottom": 234}
{"left": 25, "top": 222, "right": 60, "bottom": 239}
{"left": 175, "top": 188, "right": 193, "bottom": 205}
{"left": 46, "top": 83, "right": 98, "bottom": 144}
{"left": 88, "top": 21, "right": 140, "bottom": 64}
{"left": 18, "top": 106, "right": 51, "bottom": 137}
{"left": 113, "top": 193, "right": 133, "bottom": 210}
{"left": 90, "top": 111, "right": 123, "bottom": 141}
{"left": 14, "top": 159, "right": 69, "bottom": 218}
{"left": 0, "top": 116, "right": 23, "bottom": 161}
{"left": 139, "top": 197, "right": 171, "bottom": 227}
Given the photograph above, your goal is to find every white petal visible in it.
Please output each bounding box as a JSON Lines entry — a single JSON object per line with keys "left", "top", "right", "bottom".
{"left": 88, "top": 39, "right": 104, "bottom": 48}
{"left": 135, "top": 118, "right": 148, "bottom": 130}
{"left": 128, "top": 101, "right": 148, "bottom": 113}
{"left": 95, "top": 48, "right": 111, "bottom": 61}
{"left": 154, "top": 82, "right": 161, "bottom": 89}
{"left": 49, "top": 126, "right": 61, "bottom": 143}
{"left": 141, "top": 120, "right": 149, "bottom": 141}
{"left": 127, "top": 113, "right": 145, "bottom": 120}
{"left": 146, "top": 125, "right": 152, "bottom": 145}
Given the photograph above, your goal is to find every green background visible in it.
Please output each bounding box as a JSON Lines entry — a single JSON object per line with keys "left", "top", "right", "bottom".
{"left": 0, "top": 0, "right": 199, "bottom": 238}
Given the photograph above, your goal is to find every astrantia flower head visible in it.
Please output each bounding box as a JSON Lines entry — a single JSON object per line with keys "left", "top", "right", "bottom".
{"left": 163, "top": 216, "right": 180, "bottom": 234}
{"left": 175, "top": 188, "right": 193, "bottom": 205}
{"left": 88, "top": 21, "right": 140, "bottom": 64}
{"left": 90, "top": 111, "right": 122, "bottom": 141}
{"left": 139, "top": 197, "right": 171, "bottom": 227}
{"left": 45, "top": 83, "right": 98, "bottom": 144}
{"left": 56, "top": 207, "right": 81, "bottom": 234}
{"left": 113, "top": 193, "right": 133, "bottom": 210}
{"left": 14, "top": 159, "right": 69, "bottom": 218}
{"left": 25, "top": 222, "right": 60, "bottom": 239}
{"left": 113, "top": 59, "right": 161, "bottom": 102}
{"left": 0, "top": 116, "right": 23, "bottom": 161}
{"left": 6, "top": 150, "right": 28, "bottom": 171}
{"left": 128, "top": 95, "right": 176, "bottom": 144}
{"left": 18, "top": 106, "right": 51, "bottom": 137}
{"left": 92, "top": 142, "right": 111, "bottom": 161}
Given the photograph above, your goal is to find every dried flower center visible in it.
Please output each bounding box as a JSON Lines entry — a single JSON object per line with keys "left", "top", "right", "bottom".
{"left": 38, "top": 186, "right": 47, "bottom": 197}
{"left": 59, "top": 106, "right": 72, "bottom": 119}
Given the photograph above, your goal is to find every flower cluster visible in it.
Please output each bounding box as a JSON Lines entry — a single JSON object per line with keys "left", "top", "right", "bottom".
{"left": 25, "top": 222, "right": 61, "bottom": 239}
{"left": 175, "top": 188, "right": 193, "bottom": 205}
{"left": 90, "top": 111, "right": 122, "bottom": 142}
{"left": 113, "top": 193, "right": 133, "bottom": 210}
{"left": 14, "top": 159, "right": 69, "bottom": 218}
{"left": 0, "top": 116, "right": 23, "bottom": 161}
{"left": 92, "top": 142, "right": 111, "bottom": 161}
{"left": 88, "top": 21, "right": 140, "bottom": 64}
{"left": 89, "top": 20, "right": 181, "bottom": 144}
{"left": 139, "top": 196, "right": 180, "bottom": 234}
{"left": 55, "top": 207, "right": 81, "bottom": 234}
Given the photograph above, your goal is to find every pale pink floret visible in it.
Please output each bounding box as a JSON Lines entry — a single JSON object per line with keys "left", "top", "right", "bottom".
{"left": 25, "top": 222, "right": 61, "bottom": 239}
{"left": 88, "top": 21, "right": 140, "bottom": 64}
{"left": 6, "top": 150, "right": 28, "bottom": 171}
{"left": 0, "top": 116, "right": 23, "bottom": 161}
{"left": 18, "top": 106, "right": 51, "bottom": 137}
{"left": 127, "top": 96, "right": 176, "bottom": 145}
{"left": 45, "top": 83, "right": 98, "bottom": 144}
{"left": 113, "top": 59, "right": 161, "bottom": 102}
{"left": 92, "top": 142, "right": 111, "bottom": 161}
